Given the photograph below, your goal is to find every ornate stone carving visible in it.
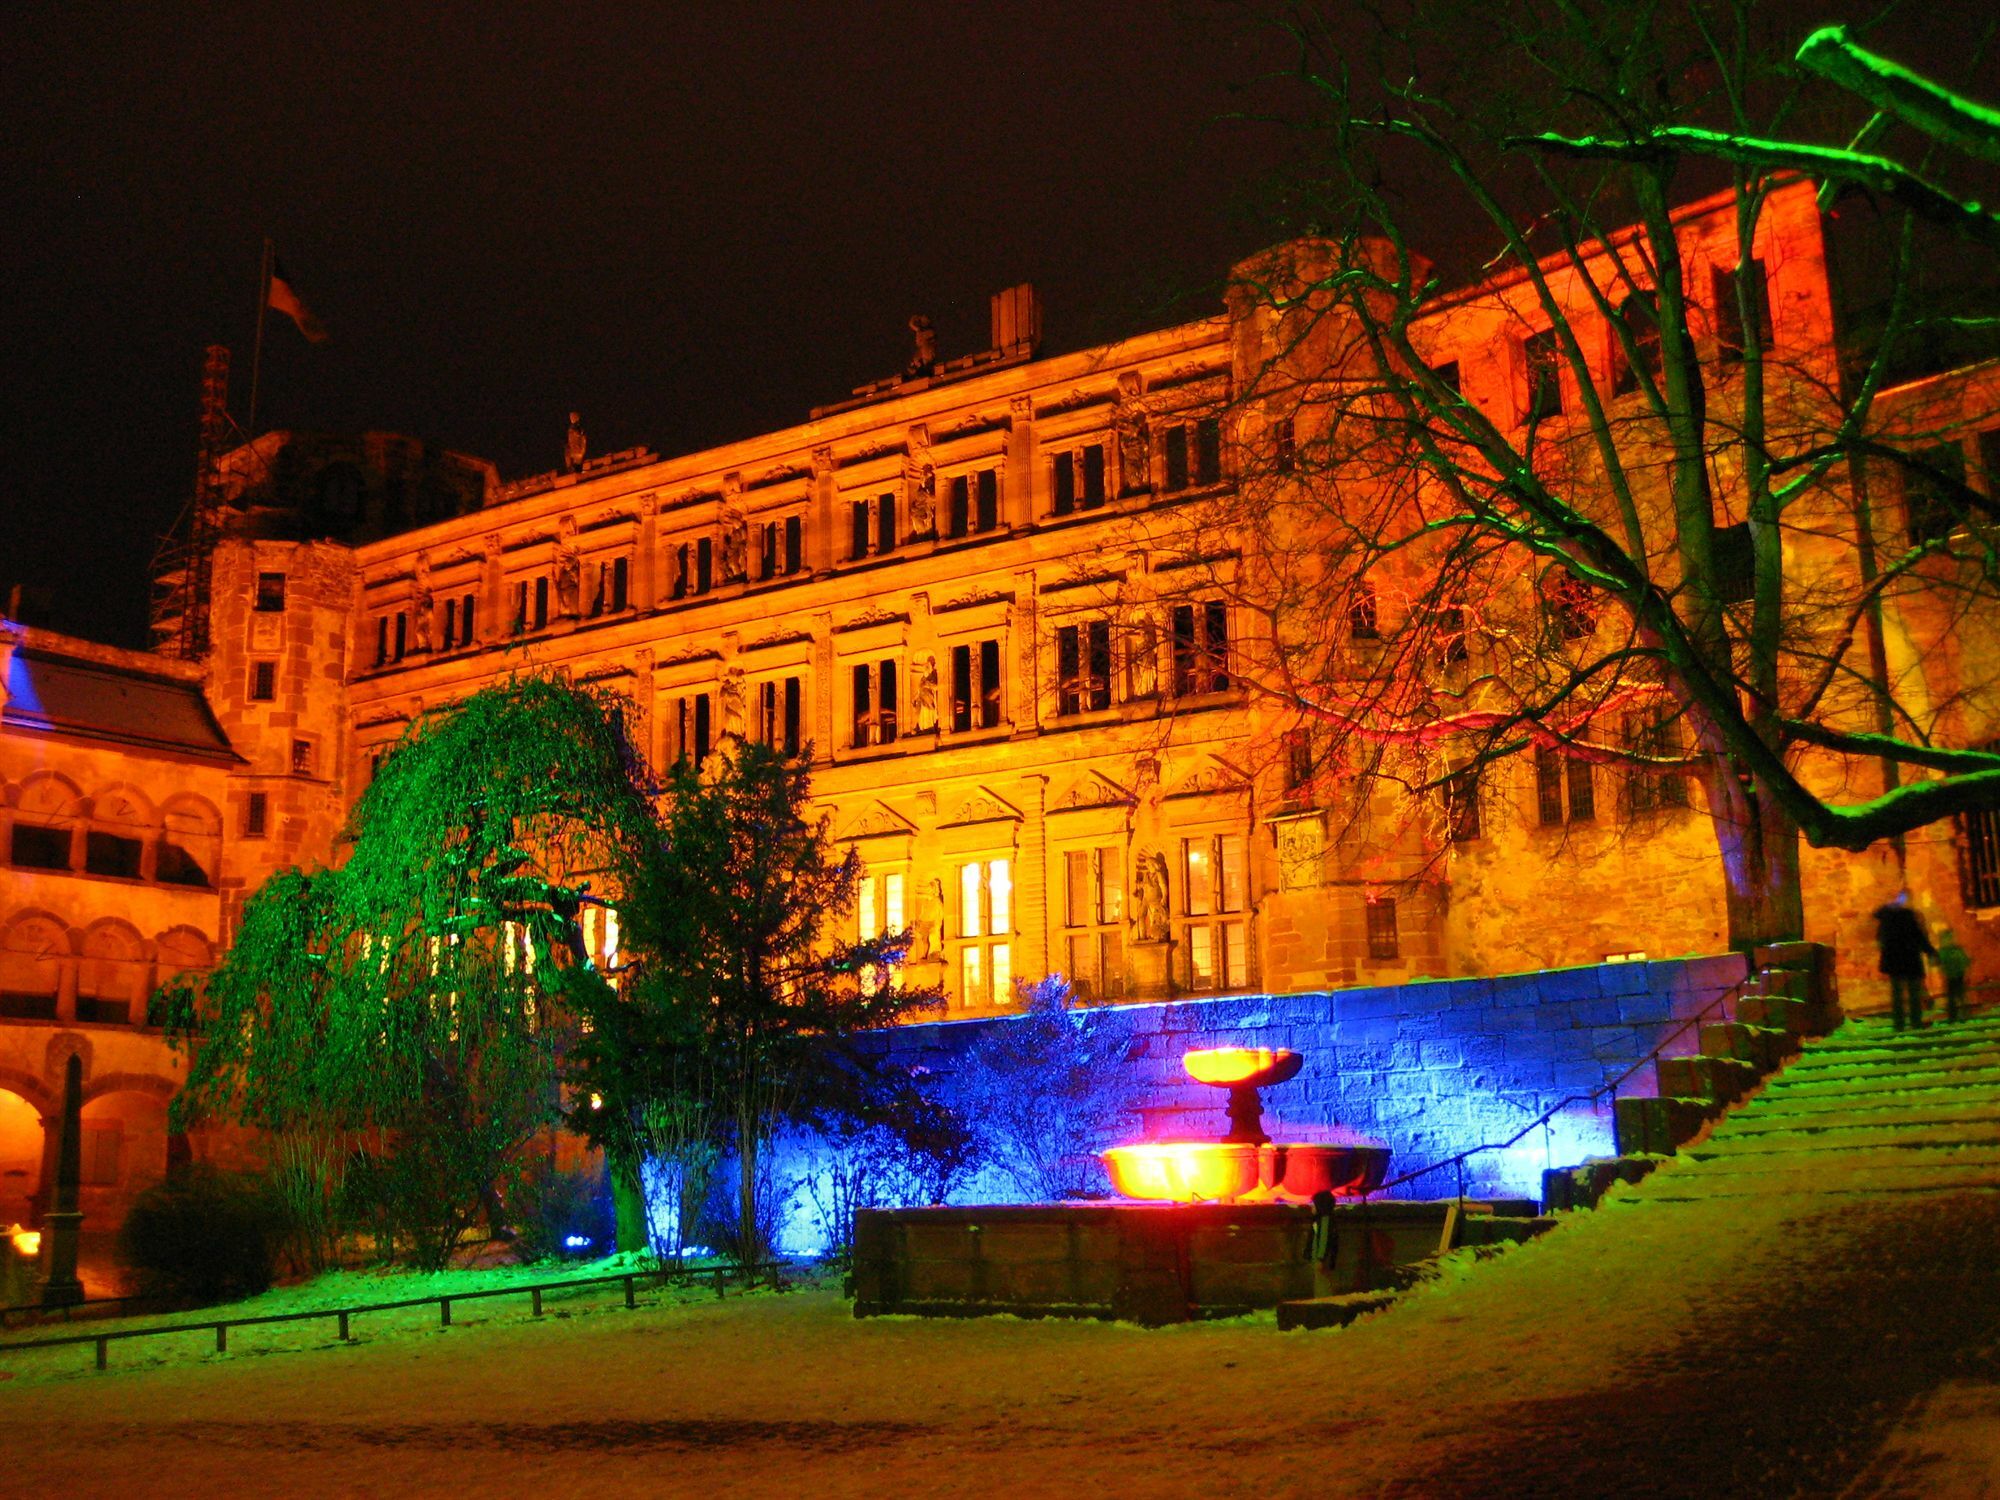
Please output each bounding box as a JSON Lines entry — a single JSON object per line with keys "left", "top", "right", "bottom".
{"left": 905, "top": 425, "right": 936, "bottom": 538}
{"left": 1051, "top": 774, "right": 1133, "bottom": 812}
{"left": 839, "top": 803, "right": 914, "bottom": 840}
{"left": 718, "top": 486, "right": 748, "bottom": 583}
{"left": 719, "top": 667, "right": 746, "bottom": 738}
{"left": 947, "top": 789, "right": 1020, "bottom": 825}
{"left": 1275, "top": 814, "right": 1325, "bottom": 892}
{"left": 1132, "top": 849, "right": 1170, "bottom": 943}
{"left": 564, "top": 411, "right": 587, "bottom": 472}
{"left": 1168, "top": 762, "right": 1247, "bottom": 799}
{"left": 911, "top": 877, "right": 946, "bottom": 961}
{"left": 1114, "top": 372, "right": 1150, "bottom": 496}
{"left": 911, "top": 653, "right": 938, "bottom": 733}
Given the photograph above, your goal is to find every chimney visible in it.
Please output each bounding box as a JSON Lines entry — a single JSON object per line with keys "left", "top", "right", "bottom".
{"left": 990, "top": 284, "right": 1042, "bottom": 358}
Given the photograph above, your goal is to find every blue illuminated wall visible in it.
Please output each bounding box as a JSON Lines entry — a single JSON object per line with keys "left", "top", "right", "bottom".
{"left": 759, "top": 951, "right": 1750, "bottom": 1256}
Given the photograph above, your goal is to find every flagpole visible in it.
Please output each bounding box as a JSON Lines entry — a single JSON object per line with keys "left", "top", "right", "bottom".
{"left": 247, "top": 238, "right": 272, "bottom": 436}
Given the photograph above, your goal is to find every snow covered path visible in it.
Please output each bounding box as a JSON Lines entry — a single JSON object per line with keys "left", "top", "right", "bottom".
{"left": 4, "top": 1016, "right": 2000, "bottom": 1497}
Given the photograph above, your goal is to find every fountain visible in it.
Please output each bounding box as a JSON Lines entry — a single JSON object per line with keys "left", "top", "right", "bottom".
{"left": 1101, "top": 1046, "right": 1390, "bottom": 1204}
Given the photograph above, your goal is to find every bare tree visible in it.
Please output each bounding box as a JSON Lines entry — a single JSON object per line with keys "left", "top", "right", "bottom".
{"left": 1146, "top": 2, "right": 2000, "bottom": 947}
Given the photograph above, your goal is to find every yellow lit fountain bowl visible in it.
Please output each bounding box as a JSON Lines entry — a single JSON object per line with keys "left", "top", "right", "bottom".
{"left": 1101, "top": 1142, "right": 1265, "bottom": 1203}
{"left": 1183, "top": 1047, "right": 1302, "bottom": 1088}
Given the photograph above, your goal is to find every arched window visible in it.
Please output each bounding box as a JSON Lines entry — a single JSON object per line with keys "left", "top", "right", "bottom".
{"left": 85, "top": 786, "right": 155, "bottom": 880}
{"left": 0, "top": 916, "right": 68, "bottom": 1020}
{"left": 78, "top": 922, "right": 147, "bottom": 1025}
{"left": 158, "top": 797, "right": 221, "bottom": 888}
{"left": 10, "top": 774, "right": 80, "bottom": 872}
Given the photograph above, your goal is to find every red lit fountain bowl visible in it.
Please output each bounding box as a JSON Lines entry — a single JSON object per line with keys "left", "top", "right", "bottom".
{"left": 1275, "top": 1142, "right": 1392, "bottom": 1198}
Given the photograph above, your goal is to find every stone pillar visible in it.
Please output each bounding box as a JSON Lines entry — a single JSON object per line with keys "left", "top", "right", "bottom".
{"left": 1006, "top": 394, "right": 1037, "bottom": 531}
{"left": 636, "top": 495, "right": 660, "bottom": 611}
{"left": 36, "top": 1054, "right": 84, "bottom": 1307}
{"left": 1012, "top": 568, "right": 1040, "bottom": 737}
{"left": 811, "top": 446, "right": 837, "bottom": 575}
{"left": 482, "top": 533, "right": 505, "bottom": 640}
{"left": 813, "top": 612, "right": 836, "bottom": 755}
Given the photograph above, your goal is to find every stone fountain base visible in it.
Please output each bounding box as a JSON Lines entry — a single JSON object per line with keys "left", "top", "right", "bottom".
{"left": 852, "top": 1199, "right": 1545, "bottom": 1326}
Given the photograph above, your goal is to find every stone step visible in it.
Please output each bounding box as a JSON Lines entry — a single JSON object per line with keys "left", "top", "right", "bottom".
{"left": 1541, "top": 1155, "right": 1663, "bottom": 1212}
{"left": 1746, "top": 968, "right": 1813, "bottom": 1002}
{"left": 1656, "top": 1053, "right": 1761, "bottom": 1104}
{"left": 1736, "top": 1082, "right": 2000, "bottom": 1120}
{"left": 1801, "top": 1017, "right": 2000, "bottom": 1051}
{"left": 1613, "top": 1095, "right": 1720, "bottom": 1156}
{"left": 1775, "top": 1044, "right": 2000, "bottom": 1078}
{"left": 1679, "top": 1143, "right": 2000, "bottom": 1177}
{"left": 1689, "top": 1120, "right": 2000, "bottom": 1158}
{"left": 1277, "top": 1290, "right": 1400, "bottom": 1331}
{"left": 1736, "top": 993, "right": 1818, "bottom": 1035}
{"left": 1717, "top": 1099, "right": 2000, "bottom": 1136}
{"left": 1616, "top": 1175, "right": 2000, "bottom": 1203}
{"left": 1767, "top": 1056, "right": 2000, "bottom": 1086}
{"left": 1699, "top": 1021, "right": 1800, "bottom": 1073}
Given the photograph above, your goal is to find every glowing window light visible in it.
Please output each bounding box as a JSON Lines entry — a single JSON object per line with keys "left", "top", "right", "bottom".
{"left": 988, "top": 859, "right": 1011, "bottom": 931}
{"left": 9, "top": 1228, "right": 40, "bottom": 1258}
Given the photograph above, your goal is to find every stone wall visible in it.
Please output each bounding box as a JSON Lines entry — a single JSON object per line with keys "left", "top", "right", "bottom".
{"left": 852, "top": 951, "right": 1750, "bottom": 1210}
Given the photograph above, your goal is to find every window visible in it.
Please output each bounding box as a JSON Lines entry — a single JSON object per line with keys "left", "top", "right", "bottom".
{"left": 1056, "top": 621, "right": 1113, "bottom": 715}
{"left": 1713, "top": 522, "right": 1754, "bottom": 605}
{"left": 254, "top": 572, "right": 286, "bottom": 612}
{"left": 672, "top": 693, "right": 713, "bottom": 766}
{"left": 1907, "top": 443, "right": 1967, "bottom": 547}
{"left": 1270, "top": 419, "right": 1296, "bottom": 473}
{"left": 1524, "top": 328, "right": 1563, "bottom": 421}
{"left": 956, "top": 858, "right": 1012, "bottom": 1007}
{"left": 1051, "top": 444, "right": 1107, "bottom": 515}
{"left": 1179, "top": 833, "right": 1248, "bottom": 992}
{"left": 1611, "top": 291, "right": 1662, "bottom": 395}
{"left": 243, "top": 792, "right": 268, "bottom": 839}
{"left": 1432, "top": 361, "right": 1462, "bottom": 396}
{"left": 375, "top": 616, "right": 388, "bottom": 665}
{"left": 1164, "top": 417, "right": 1222, "bottom": 491}
{"left": 1713, "top": 258, "right": 1772, "bottom": 362}
{"left": 1445, "top": 767, "right": 1482, "bottom": 841}
{"left": 84, "top": 831, "right": 143, "bottom": 879}
{"left": 1170, "top": 602, "right": 1230, "bottom": 696}
{"left": 376, "top": 611, "right": 409, "bottom": 664}
{"left": 756, "top": 676, "right": 804, "bottom": 758}
{"left": 590, "top": 556, "right": 631, "bottom": 615}
{"left": 249, "top": 660, "right": 277, "bottom": 702}
{"left": 856, "top": 869, "right": 907, "bottom": 994}
{"left": 947, "top": 468, "right": 1000, "bottom": 538}
{"left": 10, "top": 822, "right": 68, "bottom": 871}
{"left": 1543, "top": 572, "right": 1597, "bottom": 641}
{"left": 1960, "top": 756, "right": 2000, "bottom": 908}
{"left": 760, "top": 517, "right": 804, "bottom": 579}
{"left": 513, "top": 578, "right": 551, "bottom": 635}
{"left": 950, "top": 639, "right": 1003, "bottom": 732}
{"left": 442, "top": 597, "right": 459, "bottom": 649}
{"left": 852, "top": 495, "right": 897, "bottom": 558}
{"left": 394, "top": 611, "right": 409, "bottom": 660}
{"left": 1284, "top": 730, "right": 1314, "bottom": 794}
{"left": 851, "top": 660, "right": 899, "bottom": 747}
{"left": 291, "top": 738, "right": 314, "bottom": 776}
{"left": 1536, "top": 747, "right": 1597, "bottom": 826}
{"left": 1062, "top": 845, "right": 1126, "bottom": 1001}
{"left": 157, "top": 837, "right": 210, "bottom": 887}
{"left": 1349, "top": 579, "right": 1380, "bottom": 641}
{"left": 1625, "top": 706, "right": 1689, "bottom": 814}
{"left": 1365, "top": 897, "right": 1400, "bottom": 961}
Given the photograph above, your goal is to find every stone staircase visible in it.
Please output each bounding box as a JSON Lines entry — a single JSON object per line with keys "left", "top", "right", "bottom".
{"left": 1633, "top": 1013, "right": 2000, "bottom": 1201}
{"left": 1545, "top": 942, "right": 1841, "bottom": 1210}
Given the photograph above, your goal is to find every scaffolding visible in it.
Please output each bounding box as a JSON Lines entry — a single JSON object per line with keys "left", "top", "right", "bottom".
{"left": 150, "top": 345, "right": 231, "bottom": 660}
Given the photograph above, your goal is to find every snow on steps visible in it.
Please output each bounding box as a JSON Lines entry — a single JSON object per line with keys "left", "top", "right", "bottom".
{"left": 1616, "top": 1014, "right": 2000, "bottom": 1204}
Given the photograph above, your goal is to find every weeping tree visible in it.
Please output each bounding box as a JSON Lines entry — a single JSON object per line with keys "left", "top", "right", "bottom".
{"left": 571, "top": 740, "right": 952, "bottom": 1268}
{"left": 1163, "top": 3, "right": 2000, "bottom": 947}
{"left": 167, "top": 675, "right": 657, "bottom": 1268}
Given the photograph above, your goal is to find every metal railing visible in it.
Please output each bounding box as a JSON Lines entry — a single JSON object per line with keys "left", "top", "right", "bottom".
{"left": 0, "top": 1258, "right": 794, "bottom": 1374}
{"left": 1364, "top": 962, "right": 1765, "bottom": 1204}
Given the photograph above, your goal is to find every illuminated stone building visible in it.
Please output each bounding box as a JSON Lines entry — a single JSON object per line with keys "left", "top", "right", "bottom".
{"left": 6, "top": 180, "right": 1999, "bottom": 1238}
{"left": 223, "top": 179, "right": 1998, "bottom": 1014}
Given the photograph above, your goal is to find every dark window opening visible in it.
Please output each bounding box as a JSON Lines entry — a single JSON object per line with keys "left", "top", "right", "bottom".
{"left": 875, "top": 493, "right": 895, "bottom": 555}
{"left": 1366, "top": 898, "right": 1400, "bottom": 960}
{"left": 785, "top": 516, "right": 803, "bottom": 575}
{"left": 85, "top": 831, "right": 143, "bottom": 878}
{"left": 1057, "top": 622, "right": 1113, "bottom": 715}
{"left": 1445, "top": 768, "right": 1481, "bottom": 841}
{"left": 254, "top": 572, "right": 286, "bottom": 612}
{"left": 1537, "top": 748, "right": 1597, "bottom": 825}
{"left": 250, "top": 660, "right": 277, "bottom": 702}
{"left": 533, "top": 577, "right": 549, "bottom": 629}
{"left": 1713, "top": 521, "right": 1755, "bottom": 605}
{"left": 1165, "top": 425, "right": 1189, "bottom": 491}
{"left": 757, "top": 677, "right": 804, "bottom": 758}
{"left": 1525, "top": 328, "right": 1563, "bottom": 421}
{"left": 1713, "top": 258, "right": 1773, "bottom": 363}
{"left": 1272, "top": 419, "right": 1296, "bottom": 473}
{"left": 1435, "top": 598, "right": 1469, "bottom": 665}
{"left": 393, "top": 612, "right": 408, "bottom": 661}
{"left": 852, "top": 661, "right": 899, "bottom": 746}
{"left": 696, "top": 538, "right": 713, "bottom": 593}
{"left": 443, "top": 598, "right": 459, "bottom": 649}
{"left": 1625, "top": 708, "right": 1690, "bottom": 814}
{"left": 156, "top": 841, "right": 210, "bottom": 887}
{"left": 376, "top": 616, "right": 389, "bottom": 664}
{"left": 851, "top": 499, "right": 870, "bottom": 560}
{"left": 244, "top": 792, "right": 268, "bottom": 839}
{"left": 291, "top": 739, "right": 313, "bottom": 776}
{"left": 1544, "top": 572, "right": 1597, "bottom": 641}
{"left": 1170, "top": 602, "right": 1230, "bottom": 695}
{"left": 1907, "top": 443, "right": 1968, "bottom": 548}
{"left": 11, "top": 823, "right": 70, "bottom": 870}
{"left": 1613, "top": 291, "right": 1662, "bottom": 395}
{"left": 950, "top": 639, "right": 1004, "bottom": 731}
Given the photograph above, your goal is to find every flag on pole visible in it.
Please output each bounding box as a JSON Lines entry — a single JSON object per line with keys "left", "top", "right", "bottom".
{"left": 267, "top": 257, "right": 329, "bottom": 343}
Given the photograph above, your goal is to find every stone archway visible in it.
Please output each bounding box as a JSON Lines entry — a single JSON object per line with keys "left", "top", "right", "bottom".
{"left": 0, "top": 1084, "right": 46, "bottom": 1228}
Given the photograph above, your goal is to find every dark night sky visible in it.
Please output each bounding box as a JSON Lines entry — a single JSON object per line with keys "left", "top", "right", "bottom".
{"left": 3, "top": 3, "right": 1994, "bottom": 649}
{"left": 0, "top": 2, "right": 1296, "bottom": 648}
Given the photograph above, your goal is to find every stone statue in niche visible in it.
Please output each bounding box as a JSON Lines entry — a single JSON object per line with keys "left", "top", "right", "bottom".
{"left": 1133, "top": 848, "right": 1170, "bottom": 943}
{"left": 905, "top": 428, "right": 937, "bottom": 537}
{"left": 719, "top": 668, "right": 746, "bottom": 738}
{"left": 912, "top": 653, "right": 939, "bottom": 733}
{"left": 719, "top": 504, "right": 748, "bottom": 582}
{"left": 553, "top": 523, "right": 582, "bottom": 617}
{"left": 565, "top": 411, "right": 587, "bottom": 472}
{"left": 906, "top": 314, "right": 937, "bottom": 377}
{"left": 911, "top": 877, "right": 946, "bottom": 961}
{"left": 410, "top": 552, "right": 434, "bottom": 652}
{"left": 1114, "top": 375, "right": 1150, "bottom": 495}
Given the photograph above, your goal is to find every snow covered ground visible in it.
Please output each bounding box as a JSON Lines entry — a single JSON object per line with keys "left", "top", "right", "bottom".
{"left": 3, "top": 1017, "right": 1998, "bottom": 1497}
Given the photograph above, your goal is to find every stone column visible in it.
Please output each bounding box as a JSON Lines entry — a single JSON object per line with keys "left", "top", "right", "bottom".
{"left": 36, "top": 1053, "right": 84, "bottom": 1307}
{"left": 1006, "top": 394, "right": 1037, "bottom": 531}
{"left": 811, "top": 446, "right": 837, "bottom": 575}
{"left": 1012, "top": 568, "right": 1040, "bottom": 737}
{"left": 636, "top": 496, "right": 660, "bottom": 612}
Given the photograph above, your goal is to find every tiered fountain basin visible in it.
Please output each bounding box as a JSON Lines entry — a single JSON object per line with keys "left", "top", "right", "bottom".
{"left": 1101, "top": 1046, "right": 1390, "bottom": 1204}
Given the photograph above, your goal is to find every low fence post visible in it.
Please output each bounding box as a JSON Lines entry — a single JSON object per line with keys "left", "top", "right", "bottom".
{"left": 337, "top": 1311, "right": 350, "bottom": 1342}
{"left": 214, "top": 1324, "right": 227, "bottom": 1355}
{"left": 623, "top": 1276, "right": 635, "bottom": 1309}
{"left": 94, "top": 1336, "right": 106, "bottom": 1371}
{"left": 531, "top": 1287, "right": 543, "bottom": 1317}
{"left": 439, "top": 1297, "right": 451, "bottom": 1328}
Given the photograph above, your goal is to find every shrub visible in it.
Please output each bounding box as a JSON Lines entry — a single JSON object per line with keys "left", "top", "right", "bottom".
{"left": 510, "top": 1157, "right": 616, "bottom": 1264}
{"left": 118, "top": 1165, "right": 285, "bottom": 1305}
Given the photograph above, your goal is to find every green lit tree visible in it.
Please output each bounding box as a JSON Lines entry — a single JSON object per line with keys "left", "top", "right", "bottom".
{"left": 573, "top": 740, "right": 948, "bottom": 1267}
{"left": 167, "top": 676, "right": 657, "bottom": 1267}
